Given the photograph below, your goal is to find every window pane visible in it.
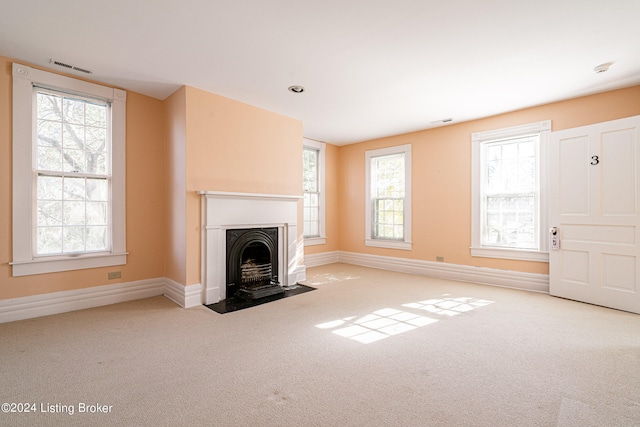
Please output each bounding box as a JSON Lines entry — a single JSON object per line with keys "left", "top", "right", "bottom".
{"left": 518, "top": 158, "right": 535, "bottom": 190}
{"left": 394, "top": 211, "right": 404, "bottom": 225}
{"left": 63, "top": 148, "right": 85, "bottom": 173}
{"left": 63, "top": 98, "right": 85, "bottom": 125}
{"left": 86, "top": 202, "right": 107, "bottom": 225}
{"left": 86, "top": 126, "right": 106, "bottom": 151}
{"left": 37, "top": 200, "right": 62, "bottom": 226}
{"left": 305, "top": 221, "right": 319, "bottom": 237}
{"left": 37, "top": 93, "right": 62, "bottom": 121}
{"left": 37, "top": 146, "right": 62, "bottom": 171}
{"left": 86, "top": 179, "right": 108, "bottom": 201}
{"left": 37, "top": 176, "right": 63, "bottom": 200}
{"left": 64, "top": 177, "right": 85, "bottom": 200}
{"left": 64, "top": 201, "right": 86, "bottom": 225}
{"left": 37, "top": 227, "right": 62, "bottom": 254}
{"left": 85, "top": 103, "right": 106, "bottom": 127}
{"left": 37, "top": 120, "right": 62, "bottom": 147}
{"left": 63, "top": 123, "right": 85, "bottom": 149}
{"left": 63, "top": 226, "right": 85, "bottom": 252}
{"left": 86, "top": 226, "right": 107, "bottom": 251}
{"left": 308, "top": 193, "right": 318, "bottom": 207}
{"left": 502, "top": 142, "right": 518, "bottom": 159}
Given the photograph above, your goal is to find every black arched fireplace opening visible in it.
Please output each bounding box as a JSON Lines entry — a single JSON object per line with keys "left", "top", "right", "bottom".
{"left": 226, "top": 227, "right": 284, "bottom": 300}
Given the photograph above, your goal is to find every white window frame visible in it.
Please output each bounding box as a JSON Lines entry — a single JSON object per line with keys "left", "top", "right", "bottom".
{"left": 365, "top": 144, "right": 412, "bottom": 250}
{"left": 11, "top": 63, "right": 127, "bottom": 276}
{"left": 471, "top": 120, "right": 550, "bottom": 262}
{"left": 303, "top": 138, "right": 326, "bottom": 246}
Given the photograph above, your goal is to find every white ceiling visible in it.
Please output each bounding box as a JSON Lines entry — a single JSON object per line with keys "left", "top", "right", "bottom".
{"left": 2, "top": 0, "right": 639, "bottom": 145}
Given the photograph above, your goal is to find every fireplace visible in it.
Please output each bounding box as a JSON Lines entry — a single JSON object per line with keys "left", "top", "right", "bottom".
{"left": 226, "top": 227, "right": 283, "bottom": 300}
{"left": 199, "top": 191, "right": 307, "bottom": 304}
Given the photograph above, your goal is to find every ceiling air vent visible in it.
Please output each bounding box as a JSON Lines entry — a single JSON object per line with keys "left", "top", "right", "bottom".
{"left": 430, "top": 118, "right": 453, "bottom": 124}
{"left": 50, "top": 59, "right": 93, "bottom": 74}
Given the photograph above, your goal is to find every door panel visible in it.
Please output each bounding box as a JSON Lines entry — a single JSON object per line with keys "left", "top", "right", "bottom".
{"left": 561, "top": 224, "right": 635, "bottom": 244}
{"left": 601, "top": 129, "right": 636, "bottom": 215}
{"left": 560, "top": 250, "right": 589, "bottom": 285}
{"left": 549, "top": 115, "right": 640, "bottom": 314}
{"left": 601, "top": 253, "right": 636, "bottom": 292}
{"left": 559, "top": 136, "right": 589, "bottom": 215}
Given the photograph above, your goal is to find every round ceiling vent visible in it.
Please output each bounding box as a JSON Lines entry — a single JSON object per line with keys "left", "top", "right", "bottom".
{"left": 288, "top": 85, "right": 305, "bottom": 93}
{"left": 593, "top": 62, "right": 613, "bottom": 73}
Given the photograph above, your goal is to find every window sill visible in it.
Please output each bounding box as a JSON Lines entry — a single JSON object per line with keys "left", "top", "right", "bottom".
{"left": 304, "top": 237, "right": 327, "bottom": 247}
{"left": 471, "top": 247, "right": 548, "bottom": 262}
{"left": 11, "top": 252, "right": 128, "bottom": 277}
{"left": 365, "top": 239, "right": 412, "bottom": 250}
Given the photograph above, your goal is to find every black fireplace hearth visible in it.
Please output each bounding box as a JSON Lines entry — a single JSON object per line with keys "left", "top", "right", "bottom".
{"left": 204, "top": 284, "right": 315, "bottom": 314}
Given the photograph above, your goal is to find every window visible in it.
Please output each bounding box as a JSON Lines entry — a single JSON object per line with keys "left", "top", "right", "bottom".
{"left": 35, "top": 89, "right": 110, "bottom": 255}
{"left": 365, "top": 144, "right": 412, "bottom": 250}
{"left": 303, "top": 138, "right": 326, "bottom": 245}
{"left": 11, "top": 63, "right": 127, "bottom": 276}
{"left": 471, "top": 121, "right": 550, "bottom": 262}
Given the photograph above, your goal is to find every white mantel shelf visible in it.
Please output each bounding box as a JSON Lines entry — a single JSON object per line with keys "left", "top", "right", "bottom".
{"left": 199, "top": 190, "right": 306, "bottom": 304}
{"left": 197, "top": 191, "right": 303, "bottom": 201}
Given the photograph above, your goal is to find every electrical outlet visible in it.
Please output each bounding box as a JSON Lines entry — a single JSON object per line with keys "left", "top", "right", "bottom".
{"left": 436, "top": 256, "right": 444, "bottom": 262}
{"left": 108, "top": 271, "right": 121, "bottom": 280}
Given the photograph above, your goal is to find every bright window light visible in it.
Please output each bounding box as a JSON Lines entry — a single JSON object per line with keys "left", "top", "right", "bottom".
{"left": 316, "top": 295, "right": 495, "bottom": 344}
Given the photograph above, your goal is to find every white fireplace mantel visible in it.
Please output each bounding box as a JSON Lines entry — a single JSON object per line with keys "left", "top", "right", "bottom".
{"left": 199, "top": 191, "right": 306, "bottom": 304}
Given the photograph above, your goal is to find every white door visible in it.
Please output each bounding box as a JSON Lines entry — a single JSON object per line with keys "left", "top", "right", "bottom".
{"left": 549, "top": 115, "right": 640, "bottom": 314}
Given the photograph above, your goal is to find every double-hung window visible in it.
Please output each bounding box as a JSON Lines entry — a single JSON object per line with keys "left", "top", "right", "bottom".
{"left": 471, "top": 120, "right": 550, "bottom": 261}
{"left": 365, "top": 144, "right": 412, "bottom": 250}
{"left": 303, "top": 138, "right": 326, "bottom": 245}
{"left": 11, "top": 63, "right": 127, "bottom": 276}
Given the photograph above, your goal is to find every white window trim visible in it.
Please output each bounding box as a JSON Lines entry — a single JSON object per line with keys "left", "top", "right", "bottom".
{"left": 11, "top": 63, "right": 127, "bottom": 276}
{"left": 471, "top": 120, "right": 550, "bottom": 262}
{"left": 365, "top": 144, "right": 412, "bottom": 250}
{"left": 303, "top": 138, "right": 326, "bottom": 246}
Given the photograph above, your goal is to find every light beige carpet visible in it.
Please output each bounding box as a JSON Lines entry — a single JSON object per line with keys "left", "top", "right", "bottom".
{"left": 1, "top": 263, "right": 639, "bottom": 426}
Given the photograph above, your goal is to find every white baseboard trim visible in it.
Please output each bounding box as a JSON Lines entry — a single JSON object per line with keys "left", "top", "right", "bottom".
{"left": 336, "top": 251, "right": 550, "bottom": 293}
{"left": 0, "top": 278, "right": 166, "bottom": 324}
{"left": 305, "top": 251, "right": 339, "bottom": 267}
{"left": 164, "top": 279, "right": 202, "bottom": 308}
{"left": 0, "top": 252, "right": 549, "bottom": 323}
{"left": 0, "top": 277, "right": 209, "bottom": 323}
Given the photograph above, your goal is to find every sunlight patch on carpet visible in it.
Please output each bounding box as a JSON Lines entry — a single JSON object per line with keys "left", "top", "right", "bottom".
{"left": 316, "top": 308, "right": 438, "bottom": 344}
{"left": 316, "top": 295, "right": 496, "bottom": 344}
{"left": 304, "top": 272, "right": 360, "bottom": 286}
{"left": 402, "top": 295, "right": 494, "bottom": 317}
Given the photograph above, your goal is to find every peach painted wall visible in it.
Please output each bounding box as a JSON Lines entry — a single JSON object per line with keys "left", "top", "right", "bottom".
{"left": 163, "top": 86, "right": 187, "bottom": 285}
{"left": 182, "top": 86, "right": 303, "bottom": 285}
{"left": 338, "top": 85, "right": 640, "bottom": 275}
{"left": 0, "top": 56, "right": 166, "bottom": 299}
{"left": 304, "top": 142, "right": 340, "bottom": 255}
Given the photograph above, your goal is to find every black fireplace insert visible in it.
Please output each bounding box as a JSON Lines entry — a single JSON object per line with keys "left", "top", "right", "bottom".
{"left": 226, "top": 227, "right": 283, "bottom": 300}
